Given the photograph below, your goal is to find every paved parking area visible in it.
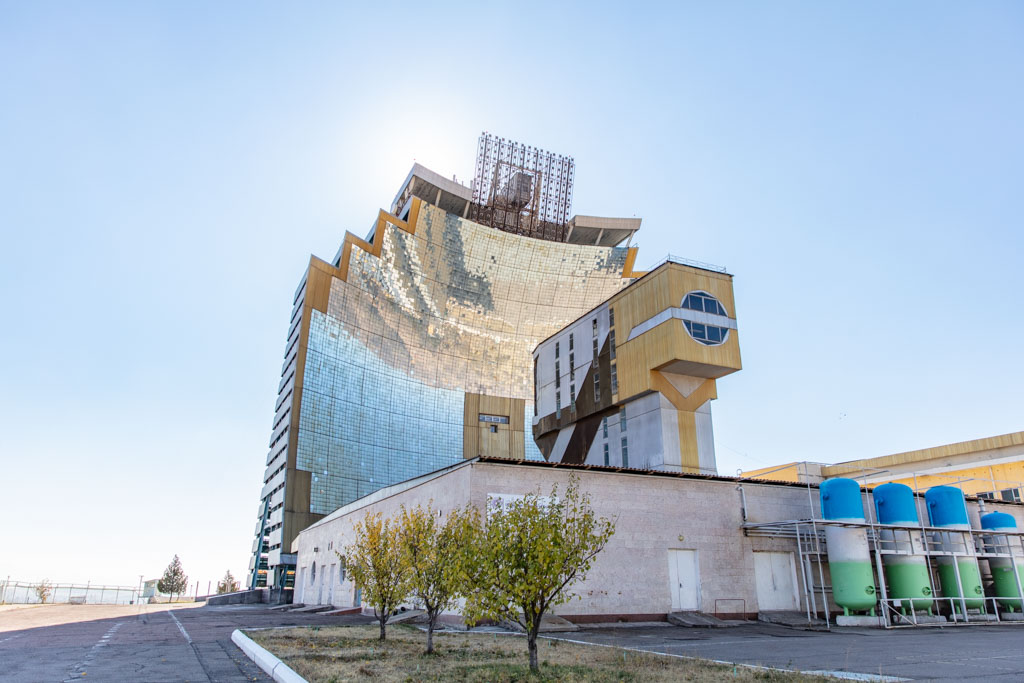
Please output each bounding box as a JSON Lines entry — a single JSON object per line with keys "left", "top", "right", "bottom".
{"left": 0, "top": 603, "right": 371, "bottom": 682}
{"left": 547, "top": 622, "right": 1024, "bottom": 681}
{"left": 4, "top": 605, "right": 1022, "bottom": 681}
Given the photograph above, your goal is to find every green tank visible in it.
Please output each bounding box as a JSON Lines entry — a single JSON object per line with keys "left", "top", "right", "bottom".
{"left": 991, "top": 565, "right": 1024, "bottom": 611}
{"left": 828, "top": 561, "right": 877, "bottom": 613}
{"left": 937, "top": 560, "right": 985, "bottom": 612}
{"left": 883, "top": 558, "right": 934, "bottom": 612}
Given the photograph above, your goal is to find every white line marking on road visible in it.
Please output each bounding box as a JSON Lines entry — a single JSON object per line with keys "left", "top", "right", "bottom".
{"left": 169, "top": 610, "right": 192, "bottom": 644}
{"left": 63, "top": 621, "right": 124, "bottom": 682}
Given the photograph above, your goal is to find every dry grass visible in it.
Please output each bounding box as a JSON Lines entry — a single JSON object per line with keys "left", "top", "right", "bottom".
{"left": 248, "top": 624, "right": 828, "bottom": 682}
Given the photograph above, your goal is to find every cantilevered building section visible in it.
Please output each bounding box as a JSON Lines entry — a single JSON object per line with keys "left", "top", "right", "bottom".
{"left": 249, "top": 134, "right": 645, "bottom": 591}
{"left": 532, "top": 258, "right": 742, "bottom": 474}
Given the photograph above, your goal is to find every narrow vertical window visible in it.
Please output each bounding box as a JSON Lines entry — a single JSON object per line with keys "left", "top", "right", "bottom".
{"left": 609, "top": 329, "right": 616, "bottom": 360}
{"left": 555, "top": 361, "right": 560, "bottom": 388}
{"left": 602, "top": 417, "right": 608, "bottom": 438}
{"left": 609, "top": 307, "right": 615, "bottom": 329}
{"left": 593, "top": 372, "right": 600, "bottom": 402}
{"left": 555, "top": 341, "right": 560, "bottom": 359}
{"left": 569, "top": 333, "right": 574, "bottom": 351}
{"left": 619, "top": 407, "right": 627, "bottom": 432}
{"left": 610, "top": 364, "right": 618, "bottom": 395}
{"left": 621, "top": 436, "right": 629, "bottom": 468}
{"left": 533, "top": 357, "right": 538, "bottom": 412}
{"left": 603, "top": 443, "right": 609, "bottom": 466}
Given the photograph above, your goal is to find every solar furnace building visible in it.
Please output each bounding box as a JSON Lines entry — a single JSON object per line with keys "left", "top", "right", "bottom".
{"left": 250, "top": 134, "right": 646, "bottom": 590}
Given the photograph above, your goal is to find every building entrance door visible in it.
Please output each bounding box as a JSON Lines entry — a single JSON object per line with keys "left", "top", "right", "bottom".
{"left": 668, "top": 549, "right": 699, "bottom": 610}
{"left": 753, "top": 551, "right": 799, "bottom": 611}
{"left": 327, "top": 565, "right": 334, "bottom": 604}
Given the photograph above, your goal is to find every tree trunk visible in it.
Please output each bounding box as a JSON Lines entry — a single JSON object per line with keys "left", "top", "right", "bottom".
{"left": 378, "top": 614, "right": 387, "bottom": 641}
{"left": 527, "top": 630, "right": 539, "bottom": 672}
{"left": 426, "top": 611, "right": 435, "bottom": 654}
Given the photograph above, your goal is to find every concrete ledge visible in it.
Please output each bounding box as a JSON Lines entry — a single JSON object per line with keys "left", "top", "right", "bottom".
{"left": 835, "top": 615, "right": 884, "bottom": 627}
{"left": 231, "top": 629, "right": 306, "bottom": 683}
{"left": 207, "top": 590, "right": 263, "bottom": 606}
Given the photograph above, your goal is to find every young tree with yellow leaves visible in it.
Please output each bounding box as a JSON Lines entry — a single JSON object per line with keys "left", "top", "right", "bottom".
{"left": 339, "top": 511, "right": 410, "bottom": 641}
{"left": 460, "top": 475, "right": 615, "bottom": 672}
{"left": 397, "top": 503, "right": 477, "bottom": 654}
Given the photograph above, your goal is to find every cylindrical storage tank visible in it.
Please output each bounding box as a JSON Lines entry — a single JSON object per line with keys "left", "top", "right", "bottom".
{"left": 981, "top": 511, "right": 1024, "bottom": 612}
{"left": 926, "top": 486, "right": 985, "bottom": 613}
{"left": 821, "top": 478, "right": 876, "bottom": 615}
{"left": 873, "top": 483, "right": 933, "bottom": 613}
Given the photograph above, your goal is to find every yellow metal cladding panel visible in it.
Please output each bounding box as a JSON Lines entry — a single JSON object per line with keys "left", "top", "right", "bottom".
{"left": 822, "top": 431, "right": 1024, "bottom": 476}
{"left": 676, "top": 410, "right": 702, "bottom": 473}
{"left": 739, "top": 463, "right": 803, "bottom": 483}
{"left": 878, "top": 461, "right": 1024, "bottom": 496}
{"left": 615, "top": 320, "right": 739, "bottom": 399}
{"left": 610, "top": 262, "right": 740, "bottom": 401}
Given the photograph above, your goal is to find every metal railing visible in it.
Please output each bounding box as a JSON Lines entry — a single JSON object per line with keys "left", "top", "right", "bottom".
{"left": 0, "top": 580, "right": 141, "bottom": 605}
{"left": 645, "top": 254, "right": 729, "bottom": 275}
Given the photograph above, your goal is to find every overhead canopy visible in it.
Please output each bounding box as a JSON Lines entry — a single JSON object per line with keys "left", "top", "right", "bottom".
{"left": 566, "top": 214, "right": 642, "bottom": 247}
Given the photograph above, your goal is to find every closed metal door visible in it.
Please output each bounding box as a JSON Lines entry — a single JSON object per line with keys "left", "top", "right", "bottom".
{"left": 668, "top": 549, "right": 699, "bottom": 610}
{"left": 753, "top": 551, "right": 799, "bottom": 611}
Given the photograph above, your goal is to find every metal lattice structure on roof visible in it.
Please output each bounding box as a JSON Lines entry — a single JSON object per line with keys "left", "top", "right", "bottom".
{"left": 468, "top": 132, "right": 575, "bottom": 241}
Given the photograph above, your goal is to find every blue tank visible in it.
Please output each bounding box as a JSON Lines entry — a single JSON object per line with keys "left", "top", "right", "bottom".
{"left": 926, "top": 486, "right": 970, "bottom": 527}
{"left": 821, "top": 478, "right": 865, "bottom": 520}
{"left": 982, "top": 511, "right": 1018, "bottom": 531}
{"left": 874, "top": 482, "right": 918, "bottom": 525}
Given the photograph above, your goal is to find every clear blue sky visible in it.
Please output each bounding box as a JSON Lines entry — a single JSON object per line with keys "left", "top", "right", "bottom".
{"left": 2, "top": 2, "right": 1021, "bottom": 588}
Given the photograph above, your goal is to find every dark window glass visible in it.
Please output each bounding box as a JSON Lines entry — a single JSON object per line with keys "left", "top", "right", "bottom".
{"left": 691, "top": 322, "right": 706, "bottom": 339}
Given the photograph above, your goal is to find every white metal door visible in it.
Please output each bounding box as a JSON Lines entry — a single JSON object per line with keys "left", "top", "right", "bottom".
{"left": 753, "top": 551, "right": 799, "bottom": 611}
{"left": 668, "top": 549, "right": 699, "bottom": 610}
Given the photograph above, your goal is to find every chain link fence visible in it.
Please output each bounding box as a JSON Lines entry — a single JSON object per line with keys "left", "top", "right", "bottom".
{"left": 0, "top": 580, "right": 140, "bottom": 605}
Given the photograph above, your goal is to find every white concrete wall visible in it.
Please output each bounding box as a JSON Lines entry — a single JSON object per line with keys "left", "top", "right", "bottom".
{"left": 534, "top": 305, "right": 608, "bottom": 421}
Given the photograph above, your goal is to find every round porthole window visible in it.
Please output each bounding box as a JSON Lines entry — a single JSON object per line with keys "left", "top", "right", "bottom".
{"left": 681, "top": 291, "right": 730, "bottom": 346}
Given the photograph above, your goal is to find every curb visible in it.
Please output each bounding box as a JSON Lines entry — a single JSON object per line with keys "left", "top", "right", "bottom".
{"left": 231, "top": 629, "right": 307, "bottom": 683}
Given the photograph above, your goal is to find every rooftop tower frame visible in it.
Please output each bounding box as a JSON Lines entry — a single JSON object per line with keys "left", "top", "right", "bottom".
{"left": 468, "top": 132, "right": 575, "bottom": 242}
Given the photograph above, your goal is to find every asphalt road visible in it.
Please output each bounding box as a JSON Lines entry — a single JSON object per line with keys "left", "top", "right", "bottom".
{"left": 0, "top": 603, "right": 371, "bottom": 682}
{"left": 548, "top": 622, "right": 1024, "bottom": 681}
